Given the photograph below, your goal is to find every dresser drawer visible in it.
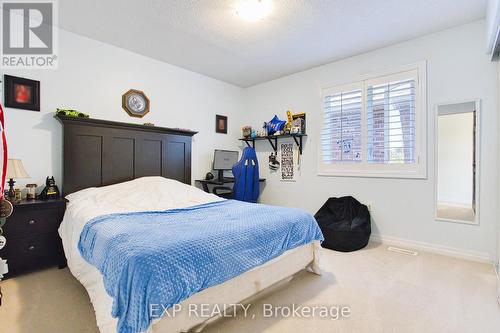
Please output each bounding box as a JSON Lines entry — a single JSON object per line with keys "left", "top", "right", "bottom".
{"left": 3, "top": 207, "right": 61, "bottom": 239}
{"left": 0, "top": 233, "right": 60, "bottom": 274}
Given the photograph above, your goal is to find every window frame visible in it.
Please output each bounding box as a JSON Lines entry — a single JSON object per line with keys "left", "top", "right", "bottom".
{"left": 318, "top": 61, "right": 427, "bottom": 179}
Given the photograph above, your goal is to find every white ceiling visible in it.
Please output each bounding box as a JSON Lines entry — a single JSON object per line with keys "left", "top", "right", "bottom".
{"left": 59, "top": 0, "right": 486, "bottom": 87}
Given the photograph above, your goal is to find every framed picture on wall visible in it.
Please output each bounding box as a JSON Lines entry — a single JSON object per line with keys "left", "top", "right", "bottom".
{"left": 4, "top": 75, "right": 40, "bottom": 111}
{"left": 216, "top": 114, "right": 228, "bottom": 134}
{"left": 122, "top": 89, "right": 150, "bottom": 118}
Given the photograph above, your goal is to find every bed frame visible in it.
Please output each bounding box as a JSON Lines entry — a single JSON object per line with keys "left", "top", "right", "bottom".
{"left": 57, "top": 115, "right": 197, "bottom": 195}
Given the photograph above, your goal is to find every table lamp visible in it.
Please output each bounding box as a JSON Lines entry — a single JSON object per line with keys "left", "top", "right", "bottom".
{"left": 6, "top": 159, "right": 30, "bottom": 198}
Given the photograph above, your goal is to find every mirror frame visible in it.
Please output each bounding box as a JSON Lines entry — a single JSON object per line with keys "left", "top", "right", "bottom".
{"left": 434, "top": 99, "right": 481, "bottom": 225}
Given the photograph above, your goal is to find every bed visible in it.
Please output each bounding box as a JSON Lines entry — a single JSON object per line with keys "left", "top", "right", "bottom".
{"left": 56, "top": 116, "right": 323, "bottom": 333}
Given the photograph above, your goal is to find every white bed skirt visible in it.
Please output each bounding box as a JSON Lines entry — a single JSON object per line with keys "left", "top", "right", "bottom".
{"left": 81, "top": 241, "right": 321, "bottom": 333}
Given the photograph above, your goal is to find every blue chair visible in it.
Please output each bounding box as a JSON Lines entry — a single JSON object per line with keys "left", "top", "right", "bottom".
{"left": 232, "top": 147, "right": 260, "bottom": 203}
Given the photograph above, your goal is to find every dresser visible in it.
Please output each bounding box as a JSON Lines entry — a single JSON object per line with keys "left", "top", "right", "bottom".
{"left": 0, "top": 198, "right": 67, "bottom": 278}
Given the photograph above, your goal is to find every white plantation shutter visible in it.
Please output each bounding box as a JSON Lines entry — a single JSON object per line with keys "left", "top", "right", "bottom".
{"left": 318, "top": 64, "right": 426, "bottom": 178}
{"left": 366, "top": 71, "right": 417, "bottom": 164}
{"left": 321, "top": 85, "right": 362, "bottom": 163}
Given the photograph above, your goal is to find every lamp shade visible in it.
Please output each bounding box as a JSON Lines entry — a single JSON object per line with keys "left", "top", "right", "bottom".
{"left": 6, "top": 159, "right": 30, "bottom": 179}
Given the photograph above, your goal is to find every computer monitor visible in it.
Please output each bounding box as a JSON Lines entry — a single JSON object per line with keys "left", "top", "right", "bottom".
{"left": 213, "top": 150, "right": 239, "bottom": 180}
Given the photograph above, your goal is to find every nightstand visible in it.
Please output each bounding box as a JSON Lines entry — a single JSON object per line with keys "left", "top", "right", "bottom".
{"left": 0, "top": 198, "right": 67, "bottom": 279}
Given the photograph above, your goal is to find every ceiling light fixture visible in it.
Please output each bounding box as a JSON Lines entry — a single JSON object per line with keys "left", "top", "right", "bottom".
{"left": 236, "top": 0, "right": 273, "bottom": 22}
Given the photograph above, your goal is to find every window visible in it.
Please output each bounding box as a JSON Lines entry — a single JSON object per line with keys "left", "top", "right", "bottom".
{"left": 321, "top": 83, "right": 362, "bottom": 163}
{"left": 319, "top": 63, "right": 426, "bottom": 178}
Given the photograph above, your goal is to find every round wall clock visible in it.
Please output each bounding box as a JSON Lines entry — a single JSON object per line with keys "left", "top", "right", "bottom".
{"left": 122, "top": 89, "right": 150, "bottom": 118}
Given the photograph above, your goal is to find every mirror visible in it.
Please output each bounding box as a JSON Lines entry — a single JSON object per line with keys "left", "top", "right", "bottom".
{"left": 436, "top": 100, "right": 479, "bottom": 224}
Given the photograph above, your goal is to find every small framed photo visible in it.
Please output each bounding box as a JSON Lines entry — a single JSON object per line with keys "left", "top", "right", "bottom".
{"left": 216, "top": 114, "right": 228, "bottom": 134}
{"left": 4, "top": 75, "right": 40, "bottom": 111}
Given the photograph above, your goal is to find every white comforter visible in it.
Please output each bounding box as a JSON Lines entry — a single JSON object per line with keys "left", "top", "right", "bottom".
{"left": 59, "top": 177, "right": 223, "bottom": 332}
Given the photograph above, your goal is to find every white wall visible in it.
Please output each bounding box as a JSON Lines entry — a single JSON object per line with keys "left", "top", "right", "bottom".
{"left": 1, "top": 29, "right": 244, "bottom": 193}
{"left": 437, "top": 113, "right": 474, "bottom": 205}
{"left": 242, "top": 20, "right": 498, "bottom": 260}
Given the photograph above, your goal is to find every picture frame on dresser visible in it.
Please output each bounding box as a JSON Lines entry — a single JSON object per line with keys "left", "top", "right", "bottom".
{"left": 0, "top": 198, "right": 67, "bottom": 279}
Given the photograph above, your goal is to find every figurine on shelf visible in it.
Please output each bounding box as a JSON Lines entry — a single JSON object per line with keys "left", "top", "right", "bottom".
{"left": 242, "top": 126, "right": 252, "bottom": 138}
{"left": 284, "top": 110, "right": 294, "bottom": 134}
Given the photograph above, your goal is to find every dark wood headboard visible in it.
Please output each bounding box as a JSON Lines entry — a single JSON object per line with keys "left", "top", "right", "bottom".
{"left": 57, "top": 115, "right": 197, "bottom": 195}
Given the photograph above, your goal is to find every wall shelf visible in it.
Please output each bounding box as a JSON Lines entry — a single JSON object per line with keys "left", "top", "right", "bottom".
{"left": 239, "top": 133, "right": 307, "bottom": 155}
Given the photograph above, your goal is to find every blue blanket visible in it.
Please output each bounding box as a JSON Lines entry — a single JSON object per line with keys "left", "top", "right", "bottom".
{"left": 79, "top": 200, "right": 324, "bottom": 333}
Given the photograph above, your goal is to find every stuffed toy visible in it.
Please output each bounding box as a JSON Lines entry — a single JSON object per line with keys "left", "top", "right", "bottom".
{"left": 265, "top": 115, "right": 286, "bottom": 136}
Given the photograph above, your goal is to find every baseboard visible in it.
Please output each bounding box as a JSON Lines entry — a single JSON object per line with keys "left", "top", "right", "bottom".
{"left": 370, "top": 234, "right": 492, "bottom": 264}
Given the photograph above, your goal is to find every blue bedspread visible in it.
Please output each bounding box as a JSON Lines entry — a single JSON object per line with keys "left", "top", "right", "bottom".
{"left": 78, "top": 200, "right": 324, "bottom": 333}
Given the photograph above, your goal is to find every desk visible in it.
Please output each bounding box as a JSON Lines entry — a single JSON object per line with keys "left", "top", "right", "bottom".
{"left": 195, "top": 177, "right": 266, "bottom": 193}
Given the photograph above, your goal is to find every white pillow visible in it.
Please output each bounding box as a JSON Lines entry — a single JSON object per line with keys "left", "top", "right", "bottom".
{"left": 65, "top": 176, "right": 222, "bottom": 214}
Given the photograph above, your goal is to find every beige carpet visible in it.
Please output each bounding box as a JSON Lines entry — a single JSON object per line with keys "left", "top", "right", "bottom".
{"left": 1, "top": 241, "right": 499, "bottom": 333}
{"left": 436, "top": 202, "right": 475, "bottom": 222}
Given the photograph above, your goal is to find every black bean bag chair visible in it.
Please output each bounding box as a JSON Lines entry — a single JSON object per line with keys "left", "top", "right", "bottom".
{"left": 314, "top": 196, "right": 371, "bottom": 252}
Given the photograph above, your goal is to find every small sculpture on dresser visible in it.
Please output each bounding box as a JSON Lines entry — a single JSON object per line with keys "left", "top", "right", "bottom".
{"left": 39, "top": 177, "right": 60, "bottom": 200}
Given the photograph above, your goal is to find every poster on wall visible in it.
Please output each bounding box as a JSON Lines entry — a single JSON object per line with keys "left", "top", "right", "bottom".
{"left": 280, "top": 141, "right": 297, "bottom": 181}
